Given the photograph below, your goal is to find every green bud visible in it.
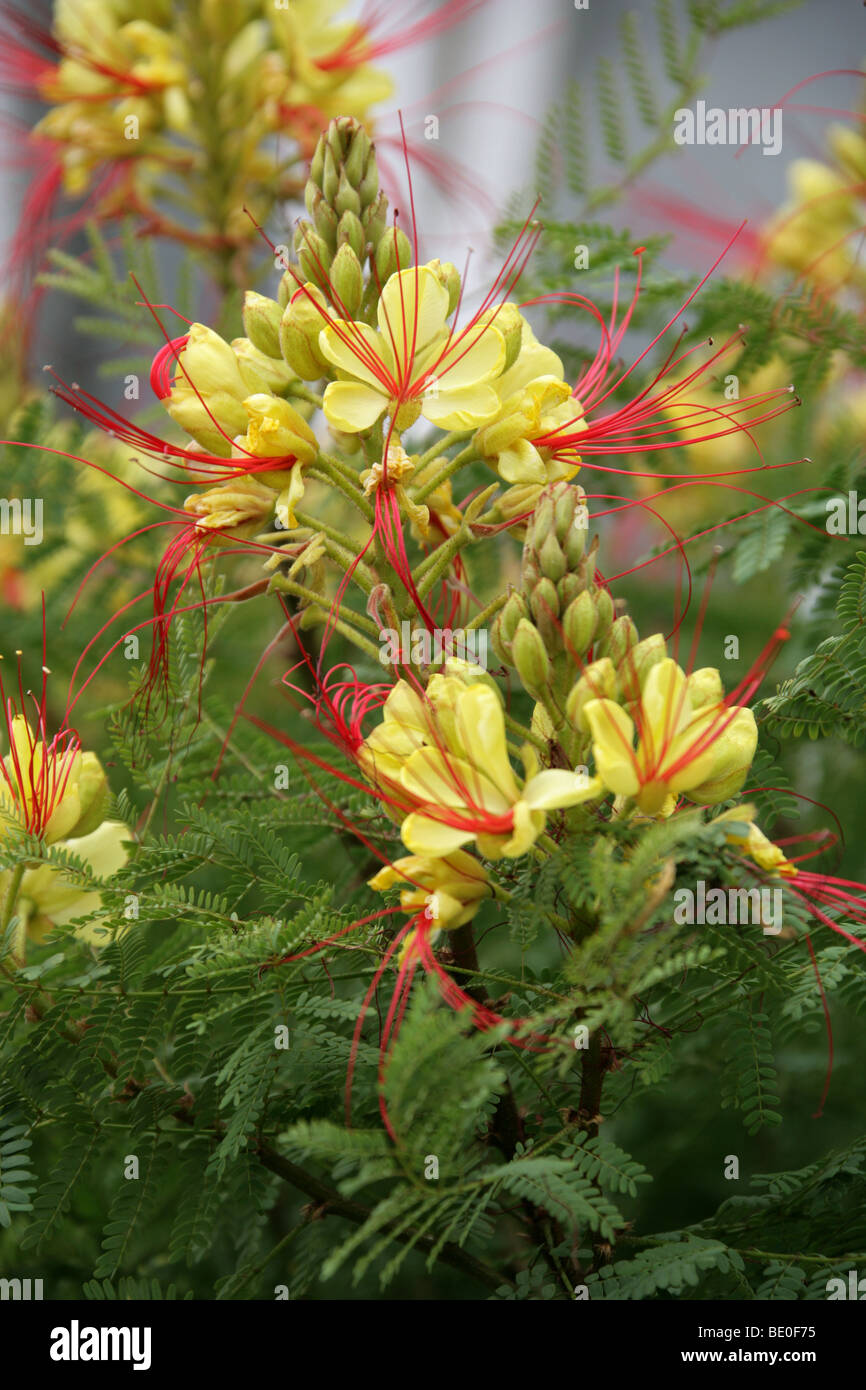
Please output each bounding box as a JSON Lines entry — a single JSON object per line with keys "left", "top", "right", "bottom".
{"left": 362, "top": 190, "right": 389, "bottom": 251}
{"left": 343, "top": 126, "right": 371, "bottom": 189}
{"left": 329, "top": 243, "right": 363, "bottom": 318}
{"left": 294, "top": 225, "right": 333, "bottom": 290}
{"left": 529, "top": 576, "right": 561, "bottom": 650}
{"left": 592, "top": 585, "right": 615, "bottom": 643}
{"left": 309, "top": 140, "right": 325, "bottom": 190}
{"left": 491, "top": 590, "right": 529, "bottom": 664}
{"left": 278, "top": 268, "right": 298, "bottom": 310}
{"left": 619, "top": 634, "right": 667, "bottom": 702}
{"left": 512, "top": 618, "right": 553, "bottom": 697}
{"left": 335, "top": 169, "right": 362, "bottom": 218}
{"left": 359, "top": 158, "right": 379, "bottom": 207}
{"left": 242, "top": 291, "right": 283, "bottom": 359}
{"left": 279, "top": 286, "right": 329, "bottom": 380}
{"left": 375, "top": 226, "right": 413, "bottom": 285}
{"left": 599, "top": 614, "right": 638, "bottom": 668}
{"left": 321, "top": 145, "right": 340, "bottom": 205}
{"left": 562, "top": 590, "right": 597, "bottom": 659}
{"left": 337, "top": 209, "right": 366, "bottom": 260}
{"left": 558, "top": 572, "right": 583, "bottom": 608}
{"left": 537, "top": 529, "right": 566, "bottom": 583}
{"left": 566, "top": 658, "right": 616, "bottom": 733}
{"left": 310, "top": 192, "right": 339, "bottom": 250}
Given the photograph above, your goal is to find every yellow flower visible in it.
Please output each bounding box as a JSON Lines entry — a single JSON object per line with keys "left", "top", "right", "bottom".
{"left": 319, "top": 265, "right": 506, "bottom": 433}
{"left": 19, "top": 820, "right": 131, "bottom": 945}
{"left": 581, "top": 658, "right": 757, "bottom": 816}
{"left": 712, "top": 805, "right": 798, "bottom": 878}
{"left": 162, "top": 324, "right": 251, "bottom": 455}
{"left": 184, "top": 475, "right": 276, "bottom": 540}
{"left": 358, "top": 669, "right": 602, "bottom": 859}
{"left": 476, "top": 376, "right": 586, "bottom": 486}
{"left": 0, "top": 717, "right": 108, "bottom": 845}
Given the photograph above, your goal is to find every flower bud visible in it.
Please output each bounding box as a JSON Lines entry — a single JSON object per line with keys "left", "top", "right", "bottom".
{"left": 337, "top": 209, "right": 366, "bottom": 260}
{"left": 280, "top": 286, "right": 330, "bottom": 380}
{"left": 512, "top": 618, "right": 553, "bottom": 697}
{"left": 161, "top": 324, "right": 249, "bottom": 456}
{"left": 566, "top": 658, "right": 616, "bottom": 733}
{"left": 598, "top": 614, "right": 638, "bottom": 667}
{"left": 687, "top": 667, "right": 724, "bottom": 710}
{"left": 491, "top": 590, "right": 529, "bottom": 663}
{"left": 294, "top": 224, "right": 333, "bottom": 289}
{"left": 375, "top": 227, "right": 412, "bottom": 285}
{"left": 688, "top": 707, "right": 758, "bottom": 806}
{"left": 329, "top": 242, "right": 363, "bottom": 318}
{"left": 242, "top": 291, "right": 283, "bottom": 359}
{"left": 562, "top": 590, "right": 597, "bottom": 659}
{"left": 529, "top": 576, "right": 561, "bottom": 649}
{"left": 233, "top": 338, "right": 294, "bottom": 395}
{"left": 362, "top": 190, "right": 389, "bottom": 250}
{"left": 592, "top": 585, "right": 615, "bottom": 643}
{"left": 619, "top": 634, "right": 667, "bottom": 701}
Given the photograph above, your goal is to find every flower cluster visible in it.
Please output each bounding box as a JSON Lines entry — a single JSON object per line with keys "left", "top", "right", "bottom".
{"left": 23, "top": 112, "right": 865, "bottom": 1121}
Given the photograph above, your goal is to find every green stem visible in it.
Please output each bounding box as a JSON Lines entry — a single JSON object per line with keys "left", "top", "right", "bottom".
{"left": 415, "top": 429, "right": 472, "bottom": 470}
{"left": 412, "top": 446, "right": 479, "bottom": 503}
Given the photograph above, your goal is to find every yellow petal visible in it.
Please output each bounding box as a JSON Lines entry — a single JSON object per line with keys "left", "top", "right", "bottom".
{"left": 522, "top": 768, "right": 603, "bottom": 811}
{"left": 453, "top": 685, "right": 520, "bottom": 803}
{"left": 322, "top": 380, "right": 387, "bottom": 433}
{"left": 401, "top": 812, "right": 474, "bottom": 857}
{"left": 378, "top": 266, "right": 450, "bottom": 368}
{"left": 422, "top": 383, "right": 501, "bottom": 429}
{"left": 583, "top": 699, "right": 640, "bottom": 797}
